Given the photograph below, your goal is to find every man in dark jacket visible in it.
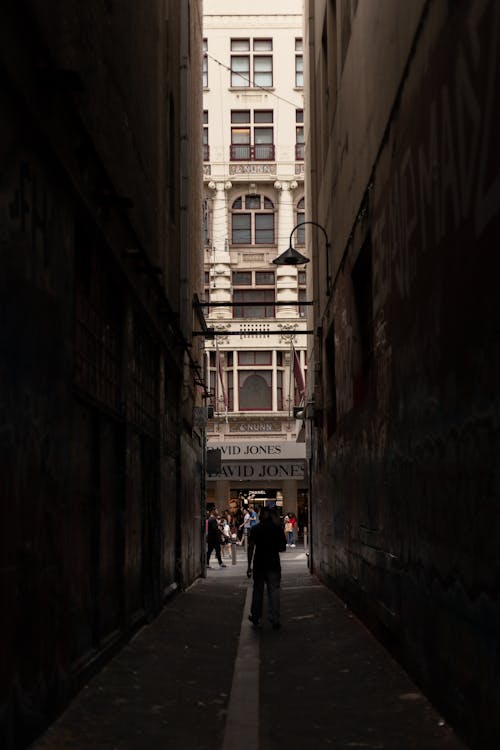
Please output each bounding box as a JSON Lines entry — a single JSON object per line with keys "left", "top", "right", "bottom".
{"left": 247, "top": 506, "right": 286, "bottom": 629}
{"left": 206, "top": 510, "right": 226, "bottom": 568}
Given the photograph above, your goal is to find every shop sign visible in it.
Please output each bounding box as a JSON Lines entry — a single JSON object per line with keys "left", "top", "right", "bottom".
{"left": 207, "top": 461, "right": 305, "bottom": 480}
{"left": 230, "top": 420, "right": 282, "bottom": 432}
{"left": 208, "top": 442, "right": 306, "bottom": 460}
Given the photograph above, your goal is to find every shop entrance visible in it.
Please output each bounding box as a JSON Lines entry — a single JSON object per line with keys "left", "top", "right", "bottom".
{"left": 230, "top": 488, "right": 281, "bottom": 508}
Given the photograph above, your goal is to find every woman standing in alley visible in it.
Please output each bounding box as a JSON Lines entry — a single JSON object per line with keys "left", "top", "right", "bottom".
{"left": 284, "top": 514, "right": 295, "bottom": 548}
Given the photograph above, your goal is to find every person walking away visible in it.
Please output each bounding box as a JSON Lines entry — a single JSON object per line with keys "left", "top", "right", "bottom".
{"left": 247, "top": 507, "right": 286, "bottom": 629}
{"left": 207, "top": 510, "right": 226, "bottom": 568}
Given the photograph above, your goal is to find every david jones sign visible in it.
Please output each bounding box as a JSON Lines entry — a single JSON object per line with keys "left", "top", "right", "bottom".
{"left": 206, "top": 442, "right": 306, "bottom": 480}
{"left": 209, "top": 442, "right": 306, "bottom": 460}
{"left": 212, "top": 462, "right": 304, "bottom": 480}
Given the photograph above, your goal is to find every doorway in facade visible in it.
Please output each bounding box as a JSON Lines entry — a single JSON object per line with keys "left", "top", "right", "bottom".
{"left": 232, "top": 488, "right": 278, "bottom": 508}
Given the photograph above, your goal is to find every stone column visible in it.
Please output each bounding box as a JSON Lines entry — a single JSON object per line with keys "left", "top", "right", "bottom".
{"left": 207, "top": 181, "right": 232, "bottom": 319}
{"left": 274, "top": 181, "right": 298, "bottom": 319}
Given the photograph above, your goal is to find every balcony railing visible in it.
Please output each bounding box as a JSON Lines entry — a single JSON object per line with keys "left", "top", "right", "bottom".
{"left": 295, "top": 143, "right": 305, "bottom": 160}
{"left": 230, "top": 144, "right": 275, "bottom": 161}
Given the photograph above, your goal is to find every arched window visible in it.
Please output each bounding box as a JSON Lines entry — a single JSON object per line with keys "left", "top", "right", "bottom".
{"left": 239, "top": 371, "right": 272, "bottom": 410}
{"left": 231, "top": 194, "right": 275, "bottom": 245}
{"left": 296, "top": 197, "right": 305, "bottom": 244}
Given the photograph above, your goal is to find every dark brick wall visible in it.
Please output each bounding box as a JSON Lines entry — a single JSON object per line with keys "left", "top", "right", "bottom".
{"left": 309, "top": 1, "right": 500, "bottom": 746}
{"left": 0, "top": 1, "right": 203, "bottom": 748}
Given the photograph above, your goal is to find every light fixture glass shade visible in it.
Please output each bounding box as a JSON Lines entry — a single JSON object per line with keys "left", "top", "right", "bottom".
{"left": 272, "top": 245, "right": 310, "bottom": 266}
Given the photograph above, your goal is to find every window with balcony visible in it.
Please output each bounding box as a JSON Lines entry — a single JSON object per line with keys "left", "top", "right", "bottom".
{"left": 296, "top": 109, "right": 304, "bottom": 160}
{"left": 230, "top": 110, "right": 274, "bottom": 160}
{"left": 203, "top": 200, "right": 209, "bottom": 247}
{"left": 295, "top": 38, "right": 303, "bottom": 87}
{"left": 231, "top": 195, "right": 275, "bottom": 245}
{"left": 215, "top": 349, "right": 288, "bottom": 413}
{"left": 230, "top": 38, "right": 273, "bottom": 88}
{"left": 203, "top": 110, "right": 209, "bottom": 161}
{"left": 298, "top": 270, "right": 307, "bottom": 318}
{"left": 296, "top": 197, "right": 305, "bottom": 244}
{"left": 238, "top": 352, "right": 273, "bottom": 411}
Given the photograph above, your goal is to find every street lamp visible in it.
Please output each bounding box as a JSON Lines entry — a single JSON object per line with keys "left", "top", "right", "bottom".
{"left": 272, "top": 221, "right": 331, "bottom": 295}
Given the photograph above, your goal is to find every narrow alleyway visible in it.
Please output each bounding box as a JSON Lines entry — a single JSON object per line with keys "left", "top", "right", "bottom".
{"left": 31, "top": 548, "right": 467, "bottom": 750}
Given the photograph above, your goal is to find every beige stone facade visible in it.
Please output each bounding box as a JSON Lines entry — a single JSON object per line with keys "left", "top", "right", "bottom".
{"left": 202, "top": 0, "right": 307, "bottom": 521}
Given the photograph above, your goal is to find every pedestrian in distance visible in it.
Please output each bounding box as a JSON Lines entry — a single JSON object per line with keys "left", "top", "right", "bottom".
{"left": 220, "top": 514, "right": 231, "bottom": 559}
{"left": 206, "top": 510, "right": 226, "bottom": 568}
{"left": 238, "top": 505, "right": 251, "bottom": 545}
{"left": 247, "top": 506, "right": 286, "bottom": 630}
{"left": 284, "top": 515, "right": 295, "bottom": 547}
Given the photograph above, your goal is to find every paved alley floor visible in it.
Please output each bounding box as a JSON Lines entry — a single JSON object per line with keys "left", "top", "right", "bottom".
{"left": 31, "top": 547, "right": 468, "bottom": 749}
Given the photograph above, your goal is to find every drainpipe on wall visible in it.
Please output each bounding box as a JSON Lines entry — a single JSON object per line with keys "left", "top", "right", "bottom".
{"left": 179, "top": 0, "right": 190, "bottom": 341}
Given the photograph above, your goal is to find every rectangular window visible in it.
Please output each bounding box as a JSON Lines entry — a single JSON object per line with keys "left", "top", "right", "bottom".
{"left": 231, "top": 110, "right": 251, "bottom": 123}
{"left": 254, "top": 110, "right": 273, "bottom": 123}
{"left": 233, "top": 289, "right": 275, "bottom": 318}
{"left": 231, "top": 128, "right": 250, "bottom": 144}
{"left": 203, "top": 39, "right": 208, "bottom": 88}
{"left": 231, "top": 38, "right": 273, "bottom": 88}
{"left": 254, "top": 127, "right": 273, "bottom": 144}
{"left": 254, "top": 39, "right": 272, "bottom": 52}
{"left": 277, "top": 369, "right": 283, "bottom": 411}
{"left": 296, "top": 109, "right": 305, "bottom": 160}
{"left": 232, "top": 214, "right": 251, "bottom": 244}
{"left": 255, "top": 271, "right": 275, "bottom": 285}
{"left": 296, "top": 129, "right": 304, "bottom": 160}
{"left": 254, "top": 55, "right": 273, "bottom": 87}
{"left": 238, "top": 351, "right": 272, "bottom": 365}
{"left": 203, "top": 110, "right": 209, "bottom": 161}
{"left": 231, "top": 39, "right": 250, "bottom": 51}
{"left": 254, "top": 127, "right": 273, "bottom": 159}
{"left": 295, "top": 39, "right": 303, "bottom": 87}
{"left": 231, "top": 55, "right": 250, "bottom": 86}
{"left": 232, "top": 271, "right": 252, "bottom": 285}
{"left": 298, "top": 288, "right": 307, "bottom": 318}
{"left": 255, "top": 214, "right": 274, "bottom": 244}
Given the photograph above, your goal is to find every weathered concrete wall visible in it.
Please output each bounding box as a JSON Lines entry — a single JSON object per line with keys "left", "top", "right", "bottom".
{"left": 0, "top": 1, "right": 203, "bottom": 748}
{"left": 307, "top": 0, "right": 500, "bottom": 746}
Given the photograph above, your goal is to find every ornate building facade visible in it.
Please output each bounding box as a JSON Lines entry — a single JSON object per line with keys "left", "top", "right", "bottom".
{"left": 202, "top": 0, "right": 308, "bottom": 520}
